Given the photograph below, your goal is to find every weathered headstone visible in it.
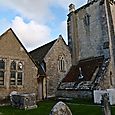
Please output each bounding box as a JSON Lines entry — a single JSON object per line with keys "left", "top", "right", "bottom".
{"left": 50, "top": 101, "right": 72, "bottom": 115}
{"left": 94, "top": 89, "right": 115, "bottom": 105}
{"left": 107, "top": 89, "right": 115, "bottom": 105}
{"left": 10, "top": 91, "right": 18, "bottom": 106}
{"left": 94, "top": 90, "right": 107, "bottom": 104}
{"left": 10, "top": 91, "right": 37, "bottom": 110}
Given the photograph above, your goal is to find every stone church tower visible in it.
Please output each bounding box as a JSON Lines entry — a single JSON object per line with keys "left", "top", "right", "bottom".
{"left": 67, "top": 0, "right": 115, "bottom": 89}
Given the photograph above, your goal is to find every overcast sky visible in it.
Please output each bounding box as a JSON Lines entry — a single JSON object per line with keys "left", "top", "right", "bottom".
{"left": 0, "top": 0, "right": 87, "bottom": 51}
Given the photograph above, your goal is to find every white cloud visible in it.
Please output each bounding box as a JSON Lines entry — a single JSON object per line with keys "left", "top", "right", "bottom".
{"left": 0, "top": 0, "right": 87, "bottom": 50}
{"left": 11, "top": 16, "right": 51, "bottom": 51}
{"left": 1, "top": 0, "right": 54, "bottom": 24}
{"left": 59, "top": 20, "right": 67, "bottom": 43}
{"left": 1, "top": 0, "right": 87, "bottom": 23}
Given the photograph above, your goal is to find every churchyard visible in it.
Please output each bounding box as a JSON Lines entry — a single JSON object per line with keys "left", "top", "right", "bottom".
{"left": 0, "top": 99, "right": 115, "bottom": 115}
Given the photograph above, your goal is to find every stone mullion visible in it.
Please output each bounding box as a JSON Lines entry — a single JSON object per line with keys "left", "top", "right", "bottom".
{"left": 5, "top": 58, "right": 10, "bottom": 90}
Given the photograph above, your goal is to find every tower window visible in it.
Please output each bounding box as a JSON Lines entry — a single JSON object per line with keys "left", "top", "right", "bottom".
{"left": 84, "top": 13, "right": 90, "bottom": 26}
{"left": 103, "top": 42, "right": 109, "bottom": 49}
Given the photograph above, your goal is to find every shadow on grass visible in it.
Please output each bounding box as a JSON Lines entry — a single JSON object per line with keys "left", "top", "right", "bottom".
{"left": 0, "top": 98, "right": 115, "bottom": 115}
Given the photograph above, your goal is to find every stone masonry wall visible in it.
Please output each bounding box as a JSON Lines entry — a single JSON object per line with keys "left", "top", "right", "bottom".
{"left": 68, "top": 0, "right": 110, "bottom": 65}
{"left": 77, "top": 0, "right": 110, "bottom": 60}
{"left": 44, "top": 38, "right": 72, "bottom": 97}
{"left": 56, "top": 89, "right": 93, "bottom": 99}
{"left": 0, "top": 29, "right": 38, "bottom": 101}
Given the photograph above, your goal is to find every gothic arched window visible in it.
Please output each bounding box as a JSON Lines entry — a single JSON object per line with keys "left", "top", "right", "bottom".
{"left": 10, "top": 60, "right": 24, "bottom": 86}
{"left": 10, "top": 61, "right": 16, "bottom": 70}
{"left": 17, "top": 62, "right": 23, "bottom": 85}
{"left": 84, "top": 13, "right": 90, "bottom": 26}
{"left": 58, "top": 56, "right": 66, "bottom": 72}
{"left": 10, "top": 61, "right": 16, "bottom": 85}
{"left": 18, "top": 62, "right": 23, "bottom": 70}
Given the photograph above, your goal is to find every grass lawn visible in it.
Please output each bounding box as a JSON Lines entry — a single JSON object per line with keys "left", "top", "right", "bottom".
{"left": 0, "top": 99, "right": 115, "bottom": 115}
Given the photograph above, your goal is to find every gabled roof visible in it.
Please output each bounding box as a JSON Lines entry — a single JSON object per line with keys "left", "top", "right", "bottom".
{"left": 29, "top": 34, "right": 69, "bottom": 64}
{"left": 30, "top": 35, "right": 68, "bottom": 76}
{"left": 30, "top": 39, "right": 57, "bottom": 63}
{"left": 0, "top": 28, "right": 38, "bottom": 68}
{"left": 62, "top": 56, "right": 104, "bottom": 83}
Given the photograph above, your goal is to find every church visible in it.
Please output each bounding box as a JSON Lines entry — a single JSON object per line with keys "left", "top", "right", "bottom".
{"left": 0, "top": 28, "right": 72, "bottom": 103}
{"left": 0, "top": 0, "right": 115, "bottom": 103}
{"left": 56, "top": 0, "right": 115, "bottom": 98}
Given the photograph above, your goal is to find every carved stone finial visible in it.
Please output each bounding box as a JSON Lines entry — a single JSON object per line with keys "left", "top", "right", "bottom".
{"left": 69, "top": 4, "right": 75, "bottom": 13}
{"left": 87, "top": 0, "right": 94, "bottom": 3}
{"left": 59, "top": 34, "right": 63, "bottom": 38}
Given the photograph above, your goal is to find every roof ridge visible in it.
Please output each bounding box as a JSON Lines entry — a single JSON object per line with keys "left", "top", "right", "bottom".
{"left": 0, "top": 28, "right": 12, "bottom": 38}
{"left": 29, "top": 39, "right": 57, "bottom": 63}
{"left": 0, "top": 28, "right": 38, "bottom": 68}
{"left": 30, "top": 39, "right": 57, "bottom": 53}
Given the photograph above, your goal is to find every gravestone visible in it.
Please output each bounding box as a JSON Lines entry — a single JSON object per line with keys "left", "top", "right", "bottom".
{"left": 107, "top": 89, "right": 115, "bottom": 105}
{"left": 94, "top": 89, "right": 115, "bottom": 105}
{"left": 94, "top": 90, "right": 107, "bottom": 104}
{"left": 10, "top": 91, "right": 37, "bottom": 110}
{"left": 94, "top": 89, "right": 112, "bottom": 115}
{"left": 101, "top": 93, "right": 111, "bottom": 115}
{"left": 50, "top": 101, "right": 72, "bottom": 115}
